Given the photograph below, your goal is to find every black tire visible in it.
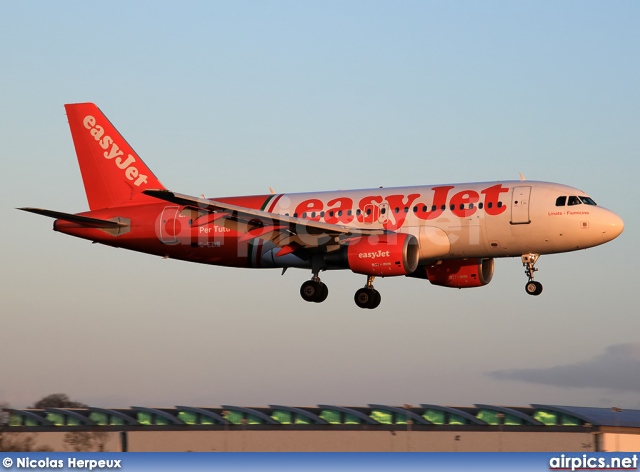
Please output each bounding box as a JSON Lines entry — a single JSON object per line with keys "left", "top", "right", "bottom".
{"left": 300, "top": 280, "right": 320, "bottom": 302}
{"left": 525, "top": 281, "right": 543, "bottom": 296}
{"left": 367, "top": 289, "right": 381, "bottom": 309}
{"left": 354, "top": 288, "right": 371, "bottom": 309}
{"left": 314, "top": 282, "right": 329, "bottom": 303}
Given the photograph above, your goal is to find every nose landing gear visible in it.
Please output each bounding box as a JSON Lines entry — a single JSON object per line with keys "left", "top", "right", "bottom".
{"left": 522, "top": 253, "right": 543, "bottom": 296}
{"left": 354, "top": 275, "right": 381, "bottom": 309}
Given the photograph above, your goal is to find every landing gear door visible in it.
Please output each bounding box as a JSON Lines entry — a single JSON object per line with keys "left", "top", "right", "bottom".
{"left": 511, "top": 186, "right": 531, "bottom": 225}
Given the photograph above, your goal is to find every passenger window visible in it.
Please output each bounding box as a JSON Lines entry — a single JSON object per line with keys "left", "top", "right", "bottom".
{"left": 556, "top": 196, "right": 567, "bottom": 206}
{"left": 478, "top": 202, "right": 483, "bottom": 209}
{"left": 380, "top": 207, "right": 386, "bottom": 215}
{"left": 568, "top": 196, "right": 581, "bottom": 206}
{"left": 497, "top": 202, "right": 503, "bottom": 208}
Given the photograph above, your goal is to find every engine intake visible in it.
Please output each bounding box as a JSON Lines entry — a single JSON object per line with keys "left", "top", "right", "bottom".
{"left": 347, "top": 233, "right": 419, "bottom": 276}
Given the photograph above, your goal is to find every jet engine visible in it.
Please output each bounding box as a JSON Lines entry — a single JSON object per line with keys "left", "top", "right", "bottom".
{"left": 412, "top": 258, "right": 495, "bottom": 288}
{"left": 346, "top": 233, "right": 419, "bottom": 276}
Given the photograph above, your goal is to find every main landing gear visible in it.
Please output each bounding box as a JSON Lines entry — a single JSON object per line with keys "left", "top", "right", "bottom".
{"left": 299, "top": 274, "right": 382, "bottom": 309}
{"left": 300, "top": 277, "right": 329, "bottom": 303}
{"left": 522, "top": 253, "right": 543, "bottom": 296}
{"left": 300, "top": 256, "right": 329, "bottom": 303}
{"left": 354, "top": 276, "right": 381, "bottom": 309}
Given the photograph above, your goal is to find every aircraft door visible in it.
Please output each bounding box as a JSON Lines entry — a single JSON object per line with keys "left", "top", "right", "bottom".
{"left": 159, "top": 206, "right": 180, "bottom": 244}
{"left": 511, "top": 186, "right": 531, "bottom": 224}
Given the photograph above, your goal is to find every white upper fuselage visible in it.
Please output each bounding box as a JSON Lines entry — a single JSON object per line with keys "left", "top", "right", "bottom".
{"left": 258, "top": 180, "right": 623, "bottom": 266}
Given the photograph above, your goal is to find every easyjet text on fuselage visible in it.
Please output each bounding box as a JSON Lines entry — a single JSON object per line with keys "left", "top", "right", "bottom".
{"left": 289, "top": 184, "right": 510, "bottom": 231}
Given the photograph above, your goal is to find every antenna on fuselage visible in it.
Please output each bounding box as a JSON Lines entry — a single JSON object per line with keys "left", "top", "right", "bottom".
{"left": 519, "top": 173, "right": 526, "bottom": 181}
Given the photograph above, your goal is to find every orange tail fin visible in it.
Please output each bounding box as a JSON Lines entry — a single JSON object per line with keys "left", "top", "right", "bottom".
{"left": 65, "top": 103, "right": 166, "bottom": 210}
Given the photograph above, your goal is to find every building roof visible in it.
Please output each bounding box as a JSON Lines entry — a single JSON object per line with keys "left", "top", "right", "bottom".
{"left": 4, "top": 404, "right": 640, "bottom": 429}
{"left": 532, "top": 404, "right": 640, "bottom": 427}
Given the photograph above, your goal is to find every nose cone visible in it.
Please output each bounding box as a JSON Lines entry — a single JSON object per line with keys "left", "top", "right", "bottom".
{"left": 602, "top": 211, "right": 624, "bottom": 242}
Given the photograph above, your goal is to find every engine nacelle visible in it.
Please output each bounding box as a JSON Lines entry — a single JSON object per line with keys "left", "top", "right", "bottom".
{"left": 423, "top": 258, "right": 494, "bottom": 288}
{"left": 347, "top": 233, "right": 419, "bottom": 276}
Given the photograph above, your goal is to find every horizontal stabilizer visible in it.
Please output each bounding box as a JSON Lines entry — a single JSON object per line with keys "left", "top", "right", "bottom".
{"left": 18, "top": 208, "right": 128, "bottom": 228}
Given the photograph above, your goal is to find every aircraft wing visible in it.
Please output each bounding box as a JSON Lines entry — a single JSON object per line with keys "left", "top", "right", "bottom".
{"left": 143, "top": 189, "right": 386, "bottom": 252}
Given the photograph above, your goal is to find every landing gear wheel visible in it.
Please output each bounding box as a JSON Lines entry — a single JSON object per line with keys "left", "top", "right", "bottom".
{"left": 525, "top": 281, "right": 543, "bottom": 296}
{"left": 521, "top": 254, "right": 543, "bottom": 296}
{"left": 354, "top": 288, "right": 381, "bottom": 309}
{"left": 354, "top": 288, "right": 371, "bottom": 308}
{"left": 300, "top": 280, "right": 329, "bottom": 303}
{"left": 369, "top": 289, "right": 381, "bottom": 309}
{"left": 316, "top": 282, "right": 329, "bottom": 303}
{"left": 301, "top": 280, "right": 320, "bottom": 302}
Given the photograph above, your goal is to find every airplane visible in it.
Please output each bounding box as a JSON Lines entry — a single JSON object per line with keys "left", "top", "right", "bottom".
{"left": 19, "top": 103, "right": 624, "bottom": 309}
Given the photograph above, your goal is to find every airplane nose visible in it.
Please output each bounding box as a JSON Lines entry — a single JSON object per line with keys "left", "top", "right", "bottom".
{"left": 601, "top": 211, "right": 624, "bottom": 242}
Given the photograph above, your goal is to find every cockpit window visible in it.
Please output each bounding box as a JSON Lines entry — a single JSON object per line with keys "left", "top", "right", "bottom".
{"left": 556, "top": 195, "right": 597, "bottom": 207}
{"left": 579, "top": 196, "right": 597, "bottom": 206}
{"left": 567, "top": 196, "right": 582, "bottom": 206}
